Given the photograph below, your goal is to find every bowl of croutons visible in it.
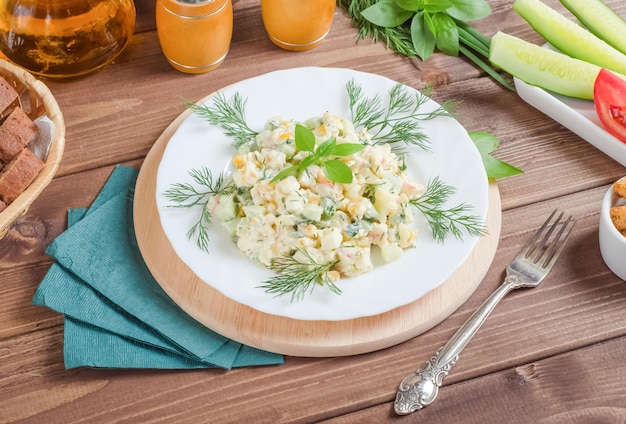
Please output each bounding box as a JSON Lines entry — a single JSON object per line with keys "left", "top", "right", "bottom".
{"left": 0, "top": 59, "right": 65, "bottom": 240}
{"left": 599, "top": 177, "right": 626, "bottom": 281}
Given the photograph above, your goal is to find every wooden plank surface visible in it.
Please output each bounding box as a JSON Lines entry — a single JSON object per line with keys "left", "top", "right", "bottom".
{"left": 322, "top": 336, "right": 626, "bottom": 424}
{"left": 1, "top": 0, "right": 625, "bottom": 422}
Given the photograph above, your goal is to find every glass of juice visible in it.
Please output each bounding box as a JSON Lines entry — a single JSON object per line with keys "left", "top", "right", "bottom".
{"left": 156, "top": 0, "right": 233, "bottom": 74}
{"left": 261, "top": 0, "right": 335, "bottom": 51}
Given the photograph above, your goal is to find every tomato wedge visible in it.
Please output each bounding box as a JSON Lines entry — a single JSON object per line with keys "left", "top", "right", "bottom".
{"left": 594, "top": 68, "right": 626, "bottom": 143}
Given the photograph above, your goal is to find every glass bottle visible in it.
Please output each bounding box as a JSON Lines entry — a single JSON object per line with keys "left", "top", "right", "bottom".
{"left": 156, "top": 0, "right": 233, "bottom": 74}
{"left": 261, "top": 0, "right": 335, "bottom": 51}
{"left": 0, "top": 0, "right": 136, "bottom": 79}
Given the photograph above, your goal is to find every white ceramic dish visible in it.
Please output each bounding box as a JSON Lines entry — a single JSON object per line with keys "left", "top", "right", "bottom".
{"left": 599, "top": 179, "right": 626, "bottom": 281}
{"left": 155, "top": 67, "right": 489, "bottom": 321}
{"left": 514, "top": 77, "right": 626, "bottom": 167}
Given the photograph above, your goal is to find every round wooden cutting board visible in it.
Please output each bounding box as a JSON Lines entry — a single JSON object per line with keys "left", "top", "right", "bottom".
{"left": 134, "top": 108, "right": 502, "bottom": 357}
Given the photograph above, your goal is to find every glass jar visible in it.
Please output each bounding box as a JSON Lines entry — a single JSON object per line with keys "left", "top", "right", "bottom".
{"left": 0, "top": 0, "right": 136, "bottom": 79}
{"left": 156, "top": 0, "right": 233, "bottom": 74}
{"left": 261, "top": 0, "right": 335, "bottom": 51}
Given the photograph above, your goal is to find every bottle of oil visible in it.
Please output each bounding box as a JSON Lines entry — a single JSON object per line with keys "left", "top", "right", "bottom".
{"left": 0, "top": 0, "right": 136, "bottom": 79}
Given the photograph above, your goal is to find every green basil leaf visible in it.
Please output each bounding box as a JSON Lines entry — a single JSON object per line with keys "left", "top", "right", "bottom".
{"left": 446, "top": 0, "right": 491, "bottom": 21}
{"left": 271, "top": 165, "right": 299, "bottom": 182}
{"left": 470, "top": 131, "right": 498, "bottom": 154}
{"left": 423, "top": 0, "right": 453, "bottom": 13}
{"left": 315, "top": 138, "right": 337, "bottom": 157}
{"left": 396, "top": 0, "right": 427, "bottom": 12}
{"left": 479, "top": 154, "right": 524, "bottom": 179}
{"left": 330, "top": 143, "right": 365, "bottom": 156}
{"left": 410, "top": 12, "right": 436, "bottom": 61}
{"left": 361, "top": 0, "right": 414, "bottom": 27}
{"left": 397, "top": 0, "right": 453, "bottom": 12}
{"left": 295, "top": 123, "right": 316, "bottom": 152}
{"left": 469, "top": 131, "right": 523, "bottom": 179}
{"left": 431, "top": 13, "right": 459, "bottom": 56}
{"left": 323, "top": 160, "right": 354, "bottom": 184}
{"left": 299, "top": 153, "right": 319, "bottom": 170}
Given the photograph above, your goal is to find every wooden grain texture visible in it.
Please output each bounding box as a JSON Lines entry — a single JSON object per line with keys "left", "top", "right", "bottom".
{"left": 2, "top": 185, "right": 625, "bottom": 424}
{"left": 320, "top": 336, "right": 626, "bottom": 424}
{"left": 1, "top": 0, "right": 626, "bottom": 422}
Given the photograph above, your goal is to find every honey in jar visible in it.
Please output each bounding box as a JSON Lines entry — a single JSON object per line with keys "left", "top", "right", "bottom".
{"left": 156, "top": 0, "right": 233, "bottom": 74}
{"left": 0, "top": 0, "right": 136, "bottom": 79}
{"left": 261, "top": 0, "right": 335, "bottom": 51}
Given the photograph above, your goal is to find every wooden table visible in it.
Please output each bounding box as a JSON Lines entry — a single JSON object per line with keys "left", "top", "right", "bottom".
{"left": 2, "top": 0, "right": 626, "bottom": 422}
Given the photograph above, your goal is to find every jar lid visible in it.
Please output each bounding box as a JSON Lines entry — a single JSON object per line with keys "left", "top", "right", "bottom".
{"left": 159, "top": 0, "right": 228, "bottom": 17}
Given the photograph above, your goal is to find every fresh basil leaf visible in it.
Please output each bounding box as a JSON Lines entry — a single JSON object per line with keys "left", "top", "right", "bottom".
{"left": 361, "top": 0, "right": 413, "bottom": 27}
{"left": 396, "top": 0, "right": 425, "bottom": 12}
{"left": 423, "top": 0, "right": 453, "bottom": 13}
{"left": 295, "top": 123, "right": 316, "bottom": 152}
{"left": 330, "top": 143, "right": 365, "bottom": 156}
{"left": 480, "top": 154, "right": 524, "bottom": 179}
{"left": 470, "top": 131, "right": 523, "bottom": 179}
{"left": 430, "top": 12, "right": 459, "bottom": 56}
{"left": 299, "top": 153, "right": 320, "bottom": 170}
{"left": 271, "top": 165, "right": 299, "bottom": 182}
{"left": 323, "top": 159, "right": 354, "bottom": 184}
{"left": 410, "top": 12, "right": 436, "bottom": 61}
{"left": 446, "top": 0, "right": 491, "bottom": 21}
{"left": 470, "top": 131, "right": 498, "bottom": 153}
{"left": 315, "top": 138, "right": 337, "bottom": 157}
{"left": 397, "top": 0, "right": 453, "bottom": 13}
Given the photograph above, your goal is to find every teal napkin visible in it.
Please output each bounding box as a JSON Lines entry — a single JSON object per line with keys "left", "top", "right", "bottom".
{"left": 33, "top": 165, "right": 283, "bottom": 369}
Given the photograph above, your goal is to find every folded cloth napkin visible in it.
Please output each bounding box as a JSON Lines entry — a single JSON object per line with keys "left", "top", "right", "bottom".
{"left": 33, "top": 165, "right": 283, "bottom": 369}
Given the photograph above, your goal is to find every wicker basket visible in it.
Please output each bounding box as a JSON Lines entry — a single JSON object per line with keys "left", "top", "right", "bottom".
{"left": 0, "top": 59, "right": 65, "bottom": 239}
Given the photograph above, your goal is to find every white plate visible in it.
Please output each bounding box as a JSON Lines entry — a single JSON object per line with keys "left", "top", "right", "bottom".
{"left": 514, "top": 77, "right": 626, "bottom": 167}
{"left": 155, "top": 67, "right": 488, "bottom": 321}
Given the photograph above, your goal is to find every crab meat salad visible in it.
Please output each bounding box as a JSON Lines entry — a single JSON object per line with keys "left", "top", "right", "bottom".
{"left": 206, "top": 112, "right": 425, "bottom": 281}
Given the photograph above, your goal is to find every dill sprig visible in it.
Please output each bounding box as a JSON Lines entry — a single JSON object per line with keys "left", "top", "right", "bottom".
{"left": 185, "top": 93, "right": 258, "bottom": 149}
{"left": 347, "top": 80, "right": 454, "bottom": 151}
{"left": 410, "top": 177, "right": 486, "bottom": 243}
{"left": 258, "top": 249, "right": 341, "bottom": 302}
{"left": 163, "top": 167, "right": 234, "bottom": 252}
{"left": 339, "top": 0, "right": 417, "bottom": 57}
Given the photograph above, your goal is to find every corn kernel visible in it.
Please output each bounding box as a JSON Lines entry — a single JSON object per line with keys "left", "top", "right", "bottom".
{"left": 233, "top": 153, "right": 245, "bottom": 168}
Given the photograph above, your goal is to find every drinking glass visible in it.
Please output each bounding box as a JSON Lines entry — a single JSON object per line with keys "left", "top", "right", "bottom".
{"left": 156, "top": 0, "right": 233, "bottom": 74}
{"left": 261, "top": 0, "right": 335, "bottom": 51}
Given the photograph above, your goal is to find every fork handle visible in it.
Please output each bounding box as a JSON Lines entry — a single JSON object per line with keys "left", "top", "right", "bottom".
{"left": 394, "top": 275, "right": 523, "bottom": 415}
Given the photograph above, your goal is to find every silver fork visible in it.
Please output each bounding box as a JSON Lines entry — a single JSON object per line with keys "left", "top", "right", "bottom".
{"left": 394, "top": 209, "right": 576, "bottom": 415}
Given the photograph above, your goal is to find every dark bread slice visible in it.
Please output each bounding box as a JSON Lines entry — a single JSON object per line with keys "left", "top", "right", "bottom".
{"left": 0, "top": 147, "right": 44, "bottom": 204}
{"left": 0, "top": 77, "right": 19, "bottom": 117}
{"left": 0, "top": 106, "right": 39, "bottom": 163}
{"left": 0, "top": 198, "right": 6, "bottom": 212}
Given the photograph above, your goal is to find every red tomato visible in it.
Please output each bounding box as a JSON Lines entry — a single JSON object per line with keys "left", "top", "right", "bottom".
{"left": 594, "top": 68, "right": 626, "bottom": 143}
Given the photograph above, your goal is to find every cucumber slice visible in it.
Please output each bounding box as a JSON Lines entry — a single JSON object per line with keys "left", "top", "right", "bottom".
{"left": 489, "top": 31, "right": 600, "bottom": 99}
{"left": 560, "top": 0, "right": 626, "bottom": 56}
{"left": 513, "top": 0, "right": 626, "bottom": 75}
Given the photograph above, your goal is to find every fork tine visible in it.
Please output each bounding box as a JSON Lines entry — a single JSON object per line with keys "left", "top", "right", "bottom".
{"left": 538, "top": 213, "right": 575, "bottom": 269}
{"left": 523, "top": 209, "right": 575, "bottom": 267}
{"left": 530, "top": 209, "right": 564, "bottom": 259}
{"left": 520, "top": 209, "right": 560, "bottom": 259}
